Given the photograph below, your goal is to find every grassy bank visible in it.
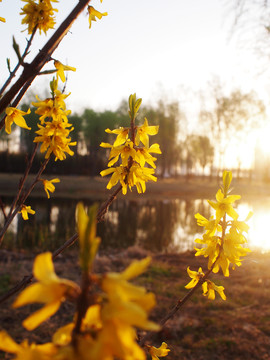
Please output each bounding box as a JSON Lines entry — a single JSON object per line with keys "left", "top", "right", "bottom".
{"left": 0, "top": 247, "right": 270, "bottom": 359}
{"left": 0, "top": 173, "right": 270, "bottom": 200}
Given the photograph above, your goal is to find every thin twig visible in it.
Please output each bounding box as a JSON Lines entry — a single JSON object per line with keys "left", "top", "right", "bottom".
{"left": 0, "top": 157, "right": 50, "bottom": 245}
{"left": 0, "top": 28, "right": 37, "bottom": 97}
{"left": 7, "top": 143, "right": 39, "bottom": 218}
{"left": 138, "top": 267, "right": 214, "bottom": 347}
{"left": 0, "top": 198, "right": 7, "bottom": 221}
{"left": 0, "top": 275, "right": 33, "bottom": 305}
{"left": 96, "top": 184, "right": 122, "bottom": 222}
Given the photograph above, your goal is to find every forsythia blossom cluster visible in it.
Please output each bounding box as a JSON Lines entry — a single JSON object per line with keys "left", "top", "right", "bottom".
{"left": 100, "top": 94, "right": 161, "bottom": 194}
{"left": 20, "top": 0, "right": 58, "bottom": 35}
{"left": 185, "top": 171, "right": 252, "bottom": 300}
{"left": 0, "top": 203, "right": 169, "bottom": 360}
{"left": 33, "top": 79, "right": 76, "bottom": 161}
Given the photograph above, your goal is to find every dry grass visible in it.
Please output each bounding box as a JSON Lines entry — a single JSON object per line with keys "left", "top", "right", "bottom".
{"left": 0, "top": 247, "right": 270, "bottom": 359}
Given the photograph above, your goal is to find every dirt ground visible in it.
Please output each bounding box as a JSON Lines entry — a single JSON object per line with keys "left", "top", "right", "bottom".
{"left": 0, "top": 246, "right": 270, "bottom": 360}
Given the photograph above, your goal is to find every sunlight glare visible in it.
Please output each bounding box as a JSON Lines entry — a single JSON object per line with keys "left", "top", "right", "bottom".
{"left": 237, "top": 202, "right": 270, "bottom": 252}
{"left": 256, "top": 125, "right": 270, "bottom": 156}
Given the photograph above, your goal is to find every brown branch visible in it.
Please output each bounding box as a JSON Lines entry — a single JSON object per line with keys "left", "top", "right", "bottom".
{"left": 0, "top": 0, "right": 91, "bottom": 124}
{"left": 72, "top": 271, "right": 91, "bottom": 345}
{"left": 0, "top": 274, "right": 33, "bottom": 305}
{"left": 0, "top": 156, "right": 50, "bottom": 246}
{"left": 7, "top": 143, "right": 39, "bottom": 219}
{"left": 139, "top": 238, "right": 225, "bottom": 347}
{"left": 0, "top": 233, "right": 79, "bottom": 305}
{"left": 96, "top": 184, "right": 122, "bottom": 222}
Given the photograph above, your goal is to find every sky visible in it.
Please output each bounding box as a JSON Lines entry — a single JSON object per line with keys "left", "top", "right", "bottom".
{"left": 1, "top": 0, "right": 270, "bottom": 169}
{"left": 1, "top": 0, "right": 268, "bottom": 113}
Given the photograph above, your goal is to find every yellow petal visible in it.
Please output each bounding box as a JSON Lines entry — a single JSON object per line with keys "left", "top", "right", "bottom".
{"left": 53, "top": 323, "right": 74, "bottom": 346}
{"left": 23, "top": 301, "right": 61, "bottom": 330}
{"left": 33, "top": 252, "right": 58, "bottom": 283}
{"left": 5, "top": 117, "right": 12, "bottom": 134}
{"left": 13, "top": 283, "right": 54, "bottom": 308}
{"left": 0, "top": 331, "right": 21, "bottom": 353}
{"left": 121, "top": 257, "right": 151, "bottom": 280}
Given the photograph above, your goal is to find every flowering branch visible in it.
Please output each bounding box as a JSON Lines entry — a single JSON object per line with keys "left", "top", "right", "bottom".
{"left": 0, "top": 0, "right": 90, "bottom": 122}
{"left": 0, "top": 27, "right": 37, "bottom": 97}
{"left": 139, "top": 260, "right": 217, "bottom": 347}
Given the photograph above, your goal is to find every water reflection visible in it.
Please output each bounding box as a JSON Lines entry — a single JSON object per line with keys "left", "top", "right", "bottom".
{"left": 0, "top": 197, "right": 269, "bottom": 252}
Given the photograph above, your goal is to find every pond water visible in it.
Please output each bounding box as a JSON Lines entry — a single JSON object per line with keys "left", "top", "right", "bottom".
{"left": 0, "top": 197, "right": 270, "bottom": 253}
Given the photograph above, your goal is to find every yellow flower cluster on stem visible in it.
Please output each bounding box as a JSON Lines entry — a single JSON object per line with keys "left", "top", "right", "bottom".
{"left": 33, "top": 79, "right": 76, "bottom": 161}
{"left": 20, "top": 0, "right": 58, "bottom": 35}
{"left": 0, "top": 203, "right": 170, "bottom": 360}
{"left": 100, "top": 94, "right": 161, "bottom": 194}
{"left": 184, "top": 170, "right": 252, "bottom": 301}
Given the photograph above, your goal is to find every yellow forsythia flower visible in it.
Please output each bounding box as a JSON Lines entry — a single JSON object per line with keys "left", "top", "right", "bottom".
{"left": 33, "top": 82, "right": 76, "bottom": 161}
{"left": 134, "top": 143, "right": 161, "bottom": 168}
{"left": 41, "top": 178, "right": 60, "bottom": 198}
{"left": 100, "top": 139, "right": 137, "bottom": 167}
{"left": 149, "top": 342, "right": 170, "bottom": 360}
{"left": 88, "top": 5, "right": 107, "bottom": 28}
{"left": 105, "top": 127, "right": 129, "bottom": 147}
{"left": 5, "top": 107, "right": 31, "bottom": 134}
{"left": 34, "top": 120, "right": 76, "bottom": 161}
{"left": 194, "top": 213, "right": 220, "bottom": 236}
{"left": 128, "top": 163, "right": 157, "bottom": 193}
{"left": 0, "top": 331, "right": 57, "bottom": 360}
{"left": 37, "top": 258, "right": 159, "bottom": 360}
{"left": 202, "top": 280, "right": 226, "bottom": 300}
{"left": 208, "top": 189, "right": 241, "bottom": 225}
{"left": 135, "top": 118, "right": 159, "bottom": 148}
{"left": 19, "top": 205, "right": 35, "bottom": 220}
{"left": 194, "top": 172, "right": 251, "bottom": 277}
{"left": 185, "top": 266, "right": 204, "bottom": 289}
{"left": 13, "top": 252, "right": 80, "bottom": 330}
{"left": 20, "top": 0, "right": 58, "bottom": 35}
{"left": 32, "top": 92, "right": 71, "bottom": 124}
{"left": 100, "top": 94, "right": 161, "bottom": 195}
{"left": 100, "top": 165, "right": 129, "bottom": 194}
{"left": 101, "top": 257, "right": 159, "bottom": 331}
{"left": 54, "top": 60, "right": 76, "bottom": 83}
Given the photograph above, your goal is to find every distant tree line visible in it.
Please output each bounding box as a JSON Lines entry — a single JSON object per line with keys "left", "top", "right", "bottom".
{"left": 0, "top": 86, "right": 265, "bottom": 178}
